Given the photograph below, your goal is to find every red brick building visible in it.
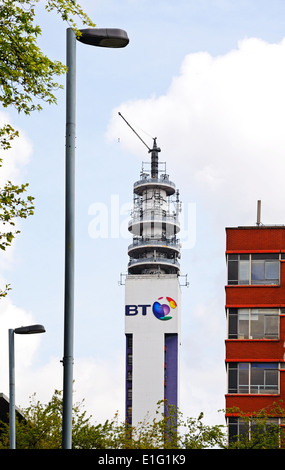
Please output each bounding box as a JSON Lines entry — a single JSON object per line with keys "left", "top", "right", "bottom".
{"left": 225, "top": 226, "right": 285, "bottom": 440}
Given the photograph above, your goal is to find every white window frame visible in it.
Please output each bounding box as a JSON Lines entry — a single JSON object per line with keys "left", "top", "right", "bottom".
{"left": 227, "top": 308, "right": 280, "bottom": 340}
{"left": 228, "top": 362, "right": 280, "bottom": 395}
{"left": 227, "top": 254, "right": 280, "bottom": 285}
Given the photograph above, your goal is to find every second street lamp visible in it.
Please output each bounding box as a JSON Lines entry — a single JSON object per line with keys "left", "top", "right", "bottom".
{"left": 9, "top": 324, "right": 46, "bottom": 449}
{"left": 62, "top": 27, "right": 129, "bottom": 450}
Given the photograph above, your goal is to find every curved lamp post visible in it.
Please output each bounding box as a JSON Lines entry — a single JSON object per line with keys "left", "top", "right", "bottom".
{"left": 62, "top": 27, "right": 129, "bottom": 450}
{"left": 9, "top": 324, "right": 46, "bottom": 449}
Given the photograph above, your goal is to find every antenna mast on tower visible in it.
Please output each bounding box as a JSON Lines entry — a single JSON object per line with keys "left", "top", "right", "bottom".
{"left": 118, "top": 112, "right": 161, "bottom": 179}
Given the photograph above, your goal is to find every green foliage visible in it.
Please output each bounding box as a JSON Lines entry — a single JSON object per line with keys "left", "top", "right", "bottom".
{"left": 0, "top": 393, "right": 226, "bottom": 449}
{"left": 45, "top": 0, "right": 96, "bottom": 33}
{"left": 107, "top": 402, "right": 226, "bottom": 449}
{"left": 0, "top": 390, "right": 110, "bottom": 449}
{"left": 0, "top": 125, "right": 19, "bottom": 151}
{"left": 181, "top": 412, "right": 225, "bottom": 449}
{"left": 226, "top": 403, "right": 285, "bottom": 449}
{"left": 0, "top": 181, "right": 34, "bottom": 250}
{"left": 4, "top": 392, "right": 285, "bottom": 449}
{"left": 0, "top": 0, "right": 95, "bottom": 115}
{"left": 0, "top": 0, "right": 95, "bottom": 297}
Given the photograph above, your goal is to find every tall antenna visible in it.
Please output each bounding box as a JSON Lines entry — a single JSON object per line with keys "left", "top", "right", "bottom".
{"left": 118, "top": 112, "right": 151, "bottom": 151}
{"left": 256, "top": 200, "right": 261, "bottom": 226}
{"left": 118, "top": 112, "right": 161, "bottom": 178}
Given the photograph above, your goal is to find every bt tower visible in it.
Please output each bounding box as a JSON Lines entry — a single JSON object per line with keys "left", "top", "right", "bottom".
{"left": 122, "top": 116, "right": 182, "bottom": 426}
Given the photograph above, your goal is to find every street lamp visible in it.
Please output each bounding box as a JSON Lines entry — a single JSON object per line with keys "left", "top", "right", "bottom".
{"left": 9, "top": 324, "right": 46, "bottom": 449}
{"left": 62, "top": 27, "right": 129, "bottom": 450}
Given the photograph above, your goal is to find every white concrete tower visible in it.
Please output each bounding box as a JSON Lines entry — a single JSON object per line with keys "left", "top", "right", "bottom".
{"left": 124, "top": 135, "right": 182, "bottom": 426}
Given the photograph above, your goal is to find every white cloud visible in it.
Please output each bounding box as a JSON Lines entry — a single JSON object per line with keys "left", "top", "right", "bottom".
{"left": 0, "top": 297, "right": 41, "bottom": 395}
{"left": 0, "top": 112, "right": 32, "bottom": 186}
{"left": 73, "top": 356, "right": 125, "bottom": 423}
{"left": 0, "top": 300, "right": 124, "bottom": 424}
{"left": 107, "top": 37, "right": 285, "bottom": 227}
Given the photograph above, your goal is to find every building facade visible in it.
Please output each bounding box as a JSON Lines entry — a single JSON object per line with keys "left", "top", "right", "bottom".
{"left": 125, "top": 139, "right": 182, "bottom": 426}
{"left": 225, "top": 225, "right": 285, "bottom": 440}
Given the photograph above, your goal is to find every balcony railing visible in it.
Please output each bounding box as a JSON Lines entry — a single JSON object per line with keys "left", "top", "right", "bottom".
{"left": 128, "top": 238, "right": 180, "bottom": 252}
{"left": 229, "top": 384, "right": 279, "bottom": 394}
{"left": 133, "top": 177, "right": 176, "bottom": 191}
{"left": 128, "top": 256, "right": 180, "bottom": 269}
{"left": 128, "top": 214, "right": 180, "bottom": 229}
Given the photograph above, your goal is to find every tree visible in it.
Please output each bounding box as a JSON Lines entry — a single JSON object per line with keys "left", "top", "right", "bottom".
{"left": 226, "top": 403, "right": 285, "bottom": 449}
{"left": 0, "top": 0, "right": 95, "bottom": 116}
{"left": 0, "top": 393, "right": 226, "bottom": 449}
{"left": 0, "top": 390, "right": 112, "bottom": 449}
{"left": 0, "top": 0, "right": 95, "bottom": 296}
{"left": 180, "top": 412, "right": 226, "bottom": 449}
{"left": 105, "top": 402, "right": 225, "bottom": 449}
{"left": 3, "top": 392, "right": 285, "bottom": 449}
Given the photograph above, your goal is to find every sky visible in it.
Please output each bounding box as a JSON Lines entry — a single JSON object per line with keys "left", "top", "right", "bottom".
{"left": 1, "top": 0, "right": 285, "bottom": 431}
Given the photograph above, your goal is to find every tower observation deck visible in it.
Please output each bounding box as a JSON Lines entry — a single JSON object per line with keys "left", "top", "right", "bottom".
{"left": 127, "top": 138, "right": 181, "bottom": 276}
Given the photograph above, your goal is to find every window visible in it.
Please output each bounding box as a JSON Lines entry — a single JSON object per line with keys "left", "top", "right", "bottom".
{"left": 228, "top": 417, "right": 249, "bottom": 442}
{"left": 126, "top": 333, "right": 133, "bottom": 424}
{"left": 228, "top": 417, "right": 280, "bottom": 445}
{"left": 228, "top": 363, "right": 279, "bottom": 394}
{"left": 127, "top": 335, "right": 133, "bottom": 348}
{"left": 228, "top": 308, "right": 279, "bottom": 339}
{"left": 227, "top": 254, "right": 280, "bottom": 285}
{"left": 251, "top": 363, "right": 278, "bottom": 394}
{"left": 251, "top": 254, "right": 279, "bottom": 285}
{"left": 227, "top": 254, "right": 249, "bottom": 285}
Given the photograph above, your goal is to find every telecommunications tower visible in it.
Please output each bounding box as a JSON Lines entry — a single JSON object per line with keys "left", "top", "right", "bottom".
{"left": 120, "top": 114, "right": 182, "bottom": 426}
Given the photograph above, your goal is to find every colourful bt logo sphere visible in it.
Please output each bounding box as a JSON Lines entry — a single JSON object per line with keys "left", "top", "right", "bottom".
{"left": 152, "top": 297, "right": 177, "bottom": 321}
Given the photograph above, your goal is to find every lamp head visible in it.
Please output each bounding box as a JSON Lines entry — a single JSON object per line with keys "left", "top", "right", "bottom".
{"left": 14, "top": 324, "right": 46, "bottom": 335}
{"left": 77, "top": 28, "right": 129, "bottom": 48}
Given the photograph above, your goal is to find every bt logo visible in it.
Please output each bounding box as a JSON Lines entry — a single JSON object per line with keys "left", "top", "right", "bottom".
{"left": 152, "top": 297, "right": 177, "bottom": 320}
{"left": 125, "top": 297, "right": 177, "bottom": 321}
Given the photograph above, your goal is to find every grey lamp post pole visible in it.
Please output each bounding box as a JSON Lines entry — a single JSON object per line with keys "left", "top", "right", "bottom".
{"left": 9, "top": 324, "right": 46, "bottom": 449}
{"left": 62, "top": 27, "right": 129, "bottom": 450}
